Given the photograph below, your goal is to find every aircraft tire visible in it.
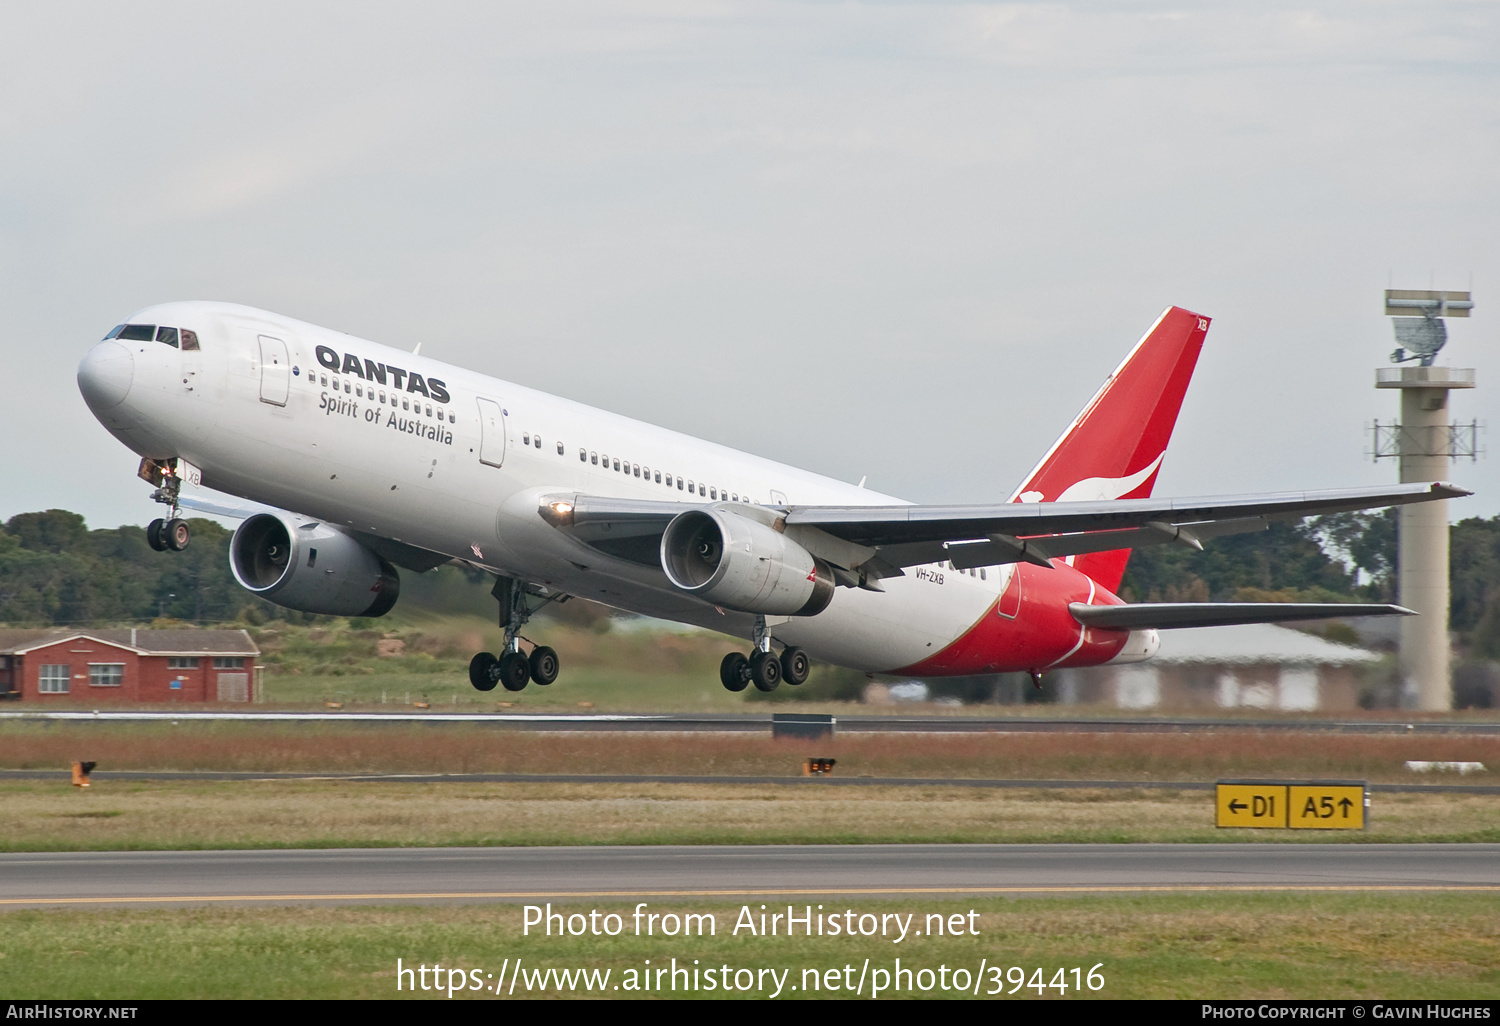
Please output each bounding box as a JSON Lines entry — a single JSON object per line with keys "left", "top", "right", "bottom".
{"left": 498, "top": 651, "right": 531, "bottom": 692}
{"left": 468, "top": 652, "right": 499, "bottom": 692}
{"left": 165, "top": 518, "right": 191, "bottom": 551}
{"left": 750, "top": 650, "right": 781, "bottom": 692}
{"left": 780, "top": 646, "right": 810, "bottom": 686}
{"left": 146, "top": 519, "right": 169, "bottom": 552}
{"left": 719, "top": 652, "right": 750, "bottom": 693}
{"left": 529, "top": 646, "right": 559, "bottom": 686}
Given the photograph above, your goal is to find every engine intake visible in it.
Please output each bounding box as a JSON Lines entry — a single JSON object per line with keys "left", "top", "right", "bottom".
{"left": 230, "top": 513, "right": 400, "bottom": 617}
{"left": 661, "top": 508, "right": 833, "bottom": 616}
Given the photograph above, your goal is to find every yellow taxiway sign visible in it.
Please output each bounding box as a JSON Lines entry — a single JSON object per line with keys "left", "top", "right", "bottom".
{"left": 1216, "top": 780, "right": 1367, "bottom": 830}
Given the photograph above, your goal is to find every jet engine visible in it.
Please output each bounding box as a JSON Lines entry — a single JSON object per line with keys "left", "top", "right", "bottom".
{"left": 230, "top": 513, "right": 400, "bottom": 617}
{"left": 661, "top": 508, "right": 834, "bottom": 616}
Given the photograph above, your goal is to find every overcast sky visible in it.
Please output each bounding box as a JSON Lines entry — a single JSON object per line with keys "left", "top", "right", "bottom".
{"left": 2, "top": 1, "right": 1496, "bottom": 533}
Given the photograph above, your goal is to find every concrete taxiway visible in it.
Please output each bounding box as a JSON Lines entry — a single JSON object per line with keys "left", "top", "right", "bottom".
{"left": 2, "top": 844, "right": 1497, "bottom": 908}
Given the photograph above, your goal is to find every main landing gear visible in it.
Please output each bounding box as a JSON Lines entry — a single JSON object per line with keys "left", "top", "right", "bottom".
{"left": 140, "top": 458, "right": 191, "bottom": 552}
{"left": 468, "top": 576, "right": 563, "bottom": 693}
{"left": 719, "top": 615, "right": 811, "bottom": 693}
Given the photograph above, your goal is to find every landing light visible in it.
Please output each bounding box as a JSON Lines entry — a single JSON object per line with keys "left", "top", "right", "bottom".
{"left": 539, "top": 499, "right": 577, "bottom": 527}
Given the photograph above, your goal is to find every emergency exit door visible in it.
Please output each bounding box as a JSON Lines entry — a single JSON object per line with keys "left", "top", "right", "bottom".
{"left": 476, "top": 397, "right": 506, "bottom": 468}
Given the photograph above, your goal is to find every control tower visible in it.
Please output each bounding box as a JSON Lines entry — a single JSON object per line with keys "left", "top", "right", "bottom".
{"left": 1373, "top": 289, "right": 1477, "bottom": 710}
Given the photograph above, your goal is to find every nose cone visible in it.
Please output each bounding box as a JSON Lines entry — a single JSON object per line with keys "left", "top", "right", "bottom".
{"left": 78, "top": 341, "right": 135, "bottom": 411}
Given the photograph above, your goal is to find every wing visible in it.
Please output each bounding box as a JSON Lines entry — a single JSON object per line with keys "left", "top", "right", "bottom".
{"left": 546, "top": 481, "right": 1467, "bottom": 582}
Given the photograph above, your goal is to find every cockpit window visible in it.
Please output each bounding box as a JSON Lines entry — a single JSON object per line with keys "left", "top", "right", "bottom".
{"left": 103, "top": 325, "right": 125, "bottom": 340}
{"left": 180, "top": 329, "right": 200, "bottom": 351}
{"left": 117, "top": 324, "right": 155, "bottom": 342}
{"left": 156, "top": 327, "right": 180, "bottom": 348}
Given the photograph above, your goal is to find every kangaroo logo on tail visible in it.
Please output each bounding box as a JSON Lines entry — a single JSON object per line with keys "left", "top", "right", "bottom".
{"left": 1011, "top": 307, "right": 1211, "bottom": 591}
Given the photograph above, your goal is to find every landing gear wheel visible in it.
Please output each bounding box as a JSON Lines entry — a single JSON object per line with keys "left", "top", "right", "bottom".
{"left": 720, "top": 652, "right": 750, "bottom": 693}
{"left": 146, "top": 519, "right": 169, "bottom": 552}
{"left": 469, "top": 652, "right": 499, "bottom": 692}
{"left": 528, "top": 646, "right": 559, "bottom": 686}
{"left": 498, "top": 651, "right": 531, "bottom": 692}
{"left": 750, "top": 650, "right": 782, "bottom": 692}
{"left": 780, "top": 646, "right": 810, "bottom": 686}
{"left": 165, "top": 518, "right": 191, "bottom": 551}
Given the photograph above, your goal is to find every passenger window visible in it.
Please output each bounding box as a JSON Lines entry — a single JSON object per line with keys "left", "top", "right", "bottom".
{"left": 980, "top": 569, "right": 987, "bottom": 581}
{"left": 613, "top": 459, "right": 620, "bottom": 471}
{"left": 378, "top": 392, "right": 385, "bottom": 403}
{"left": 534, "top": 435, "right": 541, "bottom": 449}
{"left": 320, "top": 375, "right": 327, "bottom": 386}
{"left": 118, "top": 324, "right": 155, "bottom": 342}
{"left": 345, "top": 382, "right": 351, "bottom": 394}
{"left": 429, "top": 406, "right": 436, "bottom": 418}
{"left": 402, "top": 398, "right": 409, "bottom": 409}
{"left": 155, "top": 326, "right": 179, "bottom": 348}
{"left": 449, "top": 413, "right": 455, "bottom": 423}
{"left": 677, "top": 478, "right": 684, "bottom": 491}
{"left": 688, "top": 482, "right": 695, "bottom": 494}
{"left": 732, "top": 493, "right": 738, "bottom": 502}
{"left": 179, "top": 328, "right": 200, "bottom": 351}
{"left": 523, "top": 433, "right": 530, "bottom": 445}
{"left": 558, "top": 442, "right": 565, "bottom": 455}
{"left": 591, "top": 452, "right": 598, "bottom": 465}
{"left": 655, "top": 471, "right": 661, "bottom": 484}
{"left": 710, "top": 487, "right": 718, "bottom": 500}
{"left": 356, "top": 386, "right": 364, "bottom": 398}
{"left": 633, "top": 464, "right": 640, "bottom": 477}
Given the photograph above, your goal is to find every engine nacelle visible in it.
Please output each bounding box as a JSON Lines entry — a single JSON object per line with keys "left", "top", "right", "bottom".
{"left": 661, "top": 508, "right": 834, "bottom": 616}
{"left": 230, "top": 513, "right": 400, "bottom": 617}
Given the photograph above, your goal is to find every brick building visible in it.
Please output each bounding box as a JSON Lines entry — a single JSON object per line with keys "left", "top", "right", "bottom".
{"left": 0, "top": 629, "right": 260, "bottom": 703}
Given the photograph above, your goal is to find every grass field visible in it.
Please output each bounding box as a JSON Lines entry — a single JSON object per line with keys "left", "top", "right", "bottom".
{"left": 3, "top": 779, "right": 1497, "bottom": 850}
{"left": 2, "top": 893, "right": 1496, "bottom": 999}
{"left": 2, "top": 720, "right": 1496, "bottom": 783}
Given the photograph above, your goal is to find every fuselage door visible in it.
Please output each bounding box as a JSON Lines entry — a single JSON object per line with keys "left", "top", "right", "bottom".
{"left": 258, "top": 335, "right": 290, "bottom": 406}
{"left": 477, "top": 397, "right": 506, "bottom": 468}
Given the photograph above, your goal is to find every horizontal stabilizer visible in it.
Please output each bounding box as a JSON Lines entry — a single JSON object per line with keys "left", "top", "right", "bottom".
{"left": 1068, "top": 601, "right": 1414, "bottom": 631}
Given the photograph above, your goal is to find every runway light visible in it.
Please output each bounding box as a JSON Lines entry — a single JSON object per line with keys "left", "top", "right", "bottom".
{"left": 71, "top": 761, "right": 96, "bottom": 788}
{"left": 803, "top": 757, "right": 836, "bottom": 777}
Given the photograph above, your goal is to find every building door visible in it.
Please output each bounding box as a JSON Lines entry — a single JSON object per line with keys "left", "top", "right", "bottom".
{"left": 258, "top": 335, "right": 290, "bottom": 406}
{"left": 476, "top": 397, "right": 506, "bottom": 468}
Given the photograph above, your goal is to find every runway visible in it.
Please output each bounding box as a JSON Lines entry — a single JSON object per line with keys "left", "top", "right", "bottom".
{"left": 3, "top": 844, "right": 1497, "bottom": 907}
{"left": 4, "top": 710, "right": 1498, "bottom": 735}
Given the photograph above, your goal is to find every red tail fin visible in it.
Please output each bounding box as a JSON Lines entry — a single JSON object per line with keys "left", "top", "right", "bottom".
{"left": 1011, "top": 306, "right": 1211, "bottom": 592}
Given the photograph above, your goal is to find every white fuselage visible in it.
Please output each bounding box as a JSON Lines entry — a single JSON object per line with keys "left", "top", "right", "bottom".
{"left": 84, "top": 301, "right": 1052, "bottom": 673}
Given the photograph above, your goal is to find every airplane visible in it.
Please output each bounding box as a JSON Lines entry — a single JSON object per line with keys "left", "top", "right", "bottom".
{"left": 76, "top": 302, "right": 1466, "bottom": 694}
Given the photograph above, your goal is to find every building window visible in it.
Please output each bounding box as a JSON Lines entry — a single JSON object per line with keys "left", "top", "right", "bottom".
{"left": 89, "top": 664, "right": 124, "bottom": 687}
{"left": 213, "top": 657, "right": 247, "bottom": 669}
{"left": 167, "top": 657, "right": 200, "bottom": 669}
{"left": 39, "top": 665, "right": 69, "bottom": 694}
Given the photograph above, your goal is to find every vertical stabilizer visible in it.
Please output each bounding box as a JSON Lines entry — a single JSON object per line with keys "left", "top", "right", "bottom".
{"left": 1011, "top": 306, "right": 1211, "bottom": 592}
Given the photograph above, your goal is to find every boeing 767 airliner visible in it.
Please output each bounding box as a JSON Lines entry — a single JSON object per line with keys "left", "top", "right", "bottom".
{"left": 77, "top": 303, "right": 1464, "bottom": 693}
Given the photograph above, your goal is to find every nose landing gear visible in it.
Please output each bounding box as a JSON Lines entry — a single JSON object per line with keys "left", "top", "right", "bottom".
{"left": 140, "top": 458, "right": 191, "bottom": 552}
{"left": 718, "top": 615, "right": 811, "bottom": 693}
{"left": 468, "top": 576, "right": 566, "bottom": 694}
